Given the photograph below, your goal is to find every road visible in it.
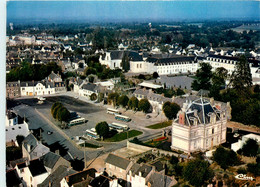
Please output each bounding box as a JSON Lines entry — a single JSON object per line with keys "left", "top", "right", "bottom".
{"left": 12, "top": 93, "right": 166, "bottom": 161}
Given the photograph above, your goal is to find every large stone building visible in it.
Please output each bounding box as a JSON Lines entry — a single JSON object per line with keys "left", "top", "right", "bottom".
{"left": 6, "top": 81, "right": 21, "bottom": 98}
{"left": 171, "top": 98, "right": 228, "bottom": 153}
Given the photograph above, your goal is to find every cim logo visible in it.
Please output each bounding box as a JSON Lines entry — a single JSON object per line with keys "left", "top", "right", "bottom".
{"left": 235, "top": 174, "right": 254, "bottom": 181}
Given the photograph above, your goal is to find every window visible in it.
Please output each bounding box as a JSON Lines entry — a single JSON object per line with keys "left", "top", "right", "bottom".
{"left": 12, "top": 128, "right": 15, "bottom": 130}
{"left": 19, "top": 127, "right": 21, "bottom": 129}
{"left": 212, "top": 128, "right": 214, "bottom": 134}
{"left": 5, "top": 129, "right": 7, "bottom": 131}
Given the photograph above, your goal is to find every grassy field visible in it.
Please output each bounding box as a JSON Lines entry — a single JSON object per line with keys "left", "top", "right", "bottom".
{"left": 104, "top": 130, "right": 143, "bottom": 142}
{"left": 146, "top": 121, "right": 172, "bottom": 129}
{"left": 79, "top": 142, "right": 102, "bottom": 148}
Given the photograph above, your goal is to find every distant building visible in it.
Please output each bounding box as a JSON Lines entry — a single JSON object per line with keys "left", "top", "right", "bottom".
{"left": 203, "top": 55, "right": 260, "bottom": 78}
{"left": 130, "top": 56, "right": 198, "bottom": 75}
{"left": 171, "top": 98, "right": 228, "bottom": 153}
{"left": 133, "top": 88, "right": 172, "bottom": 113}
{"left": 6, "top": 81, "right": 21, "bottom": 98}
{"left": 99, "top": 50, "right": 143, "bottom": 70}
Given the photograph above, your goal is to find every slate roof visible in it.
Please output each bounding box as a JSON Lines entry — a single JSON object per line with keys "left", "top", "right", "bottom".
{"left": 38, "top": 165, "right": 77, "bottom": 187}
{"left": 133, "top": 89, "right": 172, "bottom": 104}
{"left": 6, "top": 81, "right": 20, "bottom": 87}
{"left": 6, "top": 169, "right": 22, "bottom": 187}
{"left": 128, "top": 163, "right": 141, "bottom": 176}
{"left": 65, "top": 168, "right": 97, "bottom": 186}
{"left": 20, "top": 81, "right": 39, "bottom": 87}
{"left": 23, "top": 133, "right": 38, "bottom": 153}
{"left": 82, "top": 83, "right": 98, "bottom": 92}
{"left": 136, "top": 164, "right": 153, "bottom": 178}
{"left": 40, "top": 152, "right": 60, "bottom": 169}
{"left": 184, "top": 98, "right": 221, "bottom": 126}
{"left": 208, "top": 54, "right": 260, "bottom": 67}
{"left": 89, "top": 175, "right": 114, "bottom": 187}
{"left": 28, "top": 159, "right": 47, "bottom": 177}
{"left": 10, "top": 158, "right": 28, "bottom": 168}
{"left": 150, "top": 161, "right": 164, "bottom": 172}
{"left": 101, "top": 50, "right": 143, "bottom": 61}
{"left": 105, "top": 153, "right": 131, "bottom": 170}
{"left": 146, "top": 56, "right": 196, "bottom": 65}
{"left": 147, "top": 172, "right": 177, "bottom": 187}
{"left": 7, "top": 111, "right": 17, "bottom": 120}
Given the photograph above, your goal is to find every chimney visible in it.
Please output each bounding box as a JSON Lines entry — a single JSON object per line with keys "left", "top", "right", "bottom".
{"left": 210, "top": 97, "right": 214, "bottom": 106}
{"left": 27, "top": 144, "right": 31, "bottom": 152}
{"left": 210, "top": 113, "right": 216, "bottom": 124}
{"left": 194, "top": 118, "right": 198, "bottom": 126}
{"left": 66, "top": 176, "right": 69, "bottom": 183}
{"left": 55, "top": 149, "right": 60, "bottom": 155}
{"left": 194, "top": 109, "right": 198, "bottom": 117}
{"left": 179, "top": 111, "right": 185, "bottom": 125}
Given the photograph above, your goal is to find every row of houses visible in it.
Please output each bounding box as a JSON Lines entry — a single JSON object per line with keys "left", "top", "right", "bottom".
{"left": 6, "top": 71, "right": 66, "bottom": 98}
{"left": 99, "top": 50, "right": 260, "bottom": 78}
{"left": 6, "top": 131, "right": 176, "bottom": 187}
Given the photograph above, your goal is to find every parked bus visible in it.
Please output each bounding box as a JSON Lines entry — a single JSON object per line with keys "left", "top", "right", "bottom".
{"left": 68, "top": 117, "right": 86, "bottom": 127}
{"left": 109, "top": 122, "right": 129, "bottom": 132}
{"left": 85, "top": 129, "right": 98, "bottom": 139}
{"left": 115, "top": 114, "right": 131, "bottom": 122}
{"left": 107, "top": 108, "right": 121, "bottom": 115}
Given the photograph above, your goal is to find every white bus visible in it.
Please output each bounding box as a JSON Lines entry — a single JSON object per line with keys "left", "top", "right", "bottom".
{"left": 115, "top": 114, "right": 131, "bottom": 122}
{"left": 109, "top": 122, "right": 128, "bottom": 132}
{"left": 85, "top": 129, "right": 98, "bottom": 139}
{"left": 107, "top": 108, "right": 121, "bottom": 115}
{"left": 68, "top": 117, "right": 86, "bottom": 126}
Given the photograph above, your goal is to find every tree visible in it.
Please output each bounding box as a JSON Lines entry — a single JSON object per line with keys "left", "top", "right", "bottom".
{"left": 213, "top": 146, "right": 239, "bottom": 170}
{"left": 95, "top": 121, "right": 109, "bottom": 139}
{"left": 88, "top": 75, "right": 95, "bottom": 83}
{"left": 229, "top": 55, "right": 252, "bottom": 92}
{"left": 51, "top": 102, "right": 62, "bottom": 114}
{"left": 98, "top": 93, "right": 104, "bottom": 102}
{"left": 247, "top": 162, "right": 260, "bottom": 177}
{"left": 241, "top": 138, "right": 259, "bottom": 157}
{"left": 191, "top": 63, "right": 213, "bottom": 91}
{"left": 107, "top": 92, "right": 119, "bottom": 106}
{"left": 52, "top": 103, "right": 63, "bottom": 119}
{"left": 84, "top": 67, "right": 97, "bottom": 76}
{"left": 162, "top": 102, "right": 181, "bottom": 120}
{"left": 128, "top": 96, "right": 139, "bottom": 111}
{"left": 183, "top": 158, "right": 214, "bottom": 187}
{"left": 118, "top": 95, "right": 129, "bottom": 108}
{"left": 121, "top": 53, "right": 130, "bottom": 72}
{"left": 90, "top": 93, "right": 97, "bottom": 101}
{"left": 176, "top": 88, "right": 185, "bottom": 96}
{"left": 138, "top": 99, "right": 151, "bottom": 113}
{"left": 58, "top": 107, "right": 70, "bottom": 122}
{"left": 152, "top": 72, "right": 159, "bottom": 79}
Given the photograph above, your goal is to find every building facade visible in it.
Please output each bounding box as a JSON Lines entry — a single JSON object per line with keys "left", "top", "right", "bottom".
{"left": 171, "top": 98, "right": 227, "bottom": 153}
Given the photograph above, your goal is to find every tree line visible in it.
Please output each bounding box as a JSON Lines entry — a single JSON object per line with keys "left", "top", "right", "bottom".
{"left": 7, "top": 61, "right": 62, "bottom": 82}
{"left": 191, "top": 56, "right": 260, "bottom": 127}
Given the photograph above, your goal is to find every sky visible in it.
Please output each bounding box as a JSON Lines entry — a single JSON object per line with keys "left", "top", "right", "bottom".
{"left": 7, "top": 1, "right": 260, "bottom": 23}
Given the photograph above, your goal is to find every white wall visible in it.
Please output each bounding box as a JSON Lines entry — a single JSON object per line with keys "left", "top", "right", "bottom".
{"left": 6, "top": 122, "right": 30, "bottom": 142}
